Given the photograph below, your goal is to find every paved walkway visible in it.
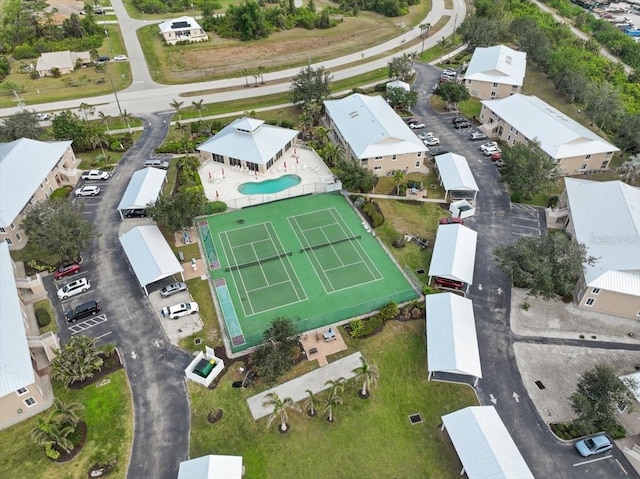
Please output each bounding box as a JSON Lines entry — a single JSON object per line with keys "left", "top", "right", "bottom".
{"left": 247, "top": 351, "right": 363, "bottom": 420}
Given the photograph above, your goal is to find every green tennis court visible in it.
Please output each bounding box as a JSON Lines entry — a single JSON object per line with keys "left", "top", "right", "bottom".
{"left": 200, "top": 193, "right": 418, "bottom": 352}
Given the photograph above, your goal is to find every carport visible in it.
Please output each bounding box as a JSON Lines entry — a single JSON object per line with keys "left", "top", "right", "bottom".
{"left": 425, "top": 293, "right": 482, "bottom": 387}
{"left": 434, "top": 153, "right": 479, "bottom": 201}
{"left": 428, "top": 224, "right": 477, "bottom": 286}
{"left": 441, "top": 406, "right": 534, "bottom": 479}
{"left": 117, "top": 167, "right": 167, "bottom": 220}
{"left": 119, "top": 225, "right": 184, "bottom": 295}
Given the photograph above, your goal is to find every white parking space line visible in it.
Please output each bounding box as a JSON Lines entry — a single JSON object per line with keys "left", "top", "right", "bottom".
{"left": 94, "top": 331, "right": 113, "bottom": 341}
{"left": 615, "top": 458, "right": 628, "bottom": 475}
{"left": 573, "top": 455, "right": 613, "bottom": 467}
{"left": 69, "top": 314, "right": 108, "bottom": 334}
{"left": 512, "top": 223, "right": 541, "bottom": 230}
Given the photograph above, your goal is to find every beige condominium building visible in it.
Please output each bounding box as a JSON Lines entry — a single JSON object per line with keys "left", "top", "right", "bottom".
{"left": 0, "top": 138, "right": 81, "bottom": 250}
{"left": 323, "top": 93, "right": 427, "bottom": 176}
{"left": 0, "top": 240, "right": 59, "bottom": 430}
{"left": 547, "top": 178, "right": 640, "bottom": 320}
{"left": 479, "top": 94, "right": 620, "bottom": 175}
{"left": 462, "top": 45, "right": 527, "bottom": 100}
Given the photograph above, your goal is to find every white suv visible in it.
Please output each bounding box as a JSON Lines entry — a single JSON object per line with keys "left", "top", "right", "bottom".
{"left": 75, "top": 186, "right": 101, "bottom": 197}
{"left": 57, "top": 277, "right": 91, "bottom": 300}
{"left": 161, "top": 302, "right": 199, "bottom": 319}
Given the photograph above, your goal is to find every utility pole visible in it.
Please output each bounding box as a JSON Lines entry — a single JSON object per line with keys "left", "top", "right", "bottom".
{"left": 109, "top": 78, "right": 123, "bottom": 116}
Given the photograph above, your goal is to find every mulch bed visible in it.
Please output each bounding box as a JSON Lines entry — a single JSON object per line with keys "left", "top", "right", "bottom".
{"left": 68, "top": 352, "right": 123, "bottom": 390}
{"left": 54, "top": 421, "right": 87, "bottom": 463}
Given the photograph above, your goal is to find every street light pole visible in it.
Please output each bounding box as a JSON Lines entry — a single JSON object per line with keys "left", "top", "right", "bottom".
{"left": 109, "top": 78, "right": 123, "bottom": 116}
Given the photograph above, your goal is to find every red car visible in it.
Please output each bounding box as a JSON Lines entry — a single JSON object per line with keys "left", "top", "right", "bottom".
{"left": 435, "top": 277, "right": 464, "bottom": 289}
{"left": 491, "top": 152, "right": 502, "bottom": 161}
{"left": 439, "top": 217, "right": 464, "bottom": 225}
{"left": 53, "top": 262, "right": 81, "bottom": 280}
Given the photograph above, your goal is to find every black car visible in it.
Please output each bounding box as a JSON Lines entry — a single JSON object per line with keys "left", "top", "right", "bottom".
{"left": 427, "top": 147, "right": 449, "bottom": 156}
{"left": 451, "top": 116, "right": 467, "bottom": 125}
{"left": 125, "top": 209, "right": 147, "bottom": 218}
{"left": 96, "top": 56, "right": 110, "bottom": 63}
{"left": 65, "top": 300, "right": 100, "bottom": 322}
{"left": 454, "top": 121, "right": 472, "bottom": 129}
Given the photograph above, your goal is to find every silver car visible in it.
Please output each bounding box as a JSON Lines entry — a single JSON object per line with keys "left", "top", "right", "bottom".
{"left": 160, "top": 282, "right": 187, "bottom": 298}
{"left": 161, "top": 302, "right": 199, "bottom": 319}
{"left": 75, "top": 185, "right": 101, "bottom": 197}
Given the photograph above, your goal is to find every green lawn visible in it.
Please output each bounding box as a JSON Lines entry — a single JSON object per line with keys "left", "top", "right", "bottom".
{"left": 189, "top": 320, "right": 476, "bottom": 478}
{"left": 180, "top": 277, "right": 223, "bottom": 353}
{"left": 0, "top": 370, "right": 132, "bottom": 479}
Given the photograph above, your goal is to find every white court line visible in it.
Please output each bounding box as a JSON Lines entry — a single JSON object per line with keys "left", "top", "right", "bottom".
{"left": 245, "top": 278, "right": 293, "bottom": 294}
{"left": 289, "top": 215, "right": 333, "bottom": 292}
{"left": 220, "top": 231, "right": 254, "bottom": 317}
{"left": 264, "top": 222, "right": 307, "bottom": 301}
{"left": 573, "top": 455, "right": 613, "bottom": 467}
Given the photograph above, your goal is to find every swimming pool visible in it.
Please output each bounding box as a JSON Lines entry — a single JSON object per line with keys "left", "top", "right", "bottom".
{"left": 238, "top": 174, "right": 301, "bottom": 195}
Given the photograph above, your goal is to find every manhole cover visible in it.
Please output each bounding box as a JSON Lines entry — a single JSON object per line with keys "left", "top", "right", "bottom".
{"left": 535, "top": 380, "right": 545, "bottom": 390}
{"left": 194, "top": 338, "right": 202, "bottom": 345}
{"left": 408, "top": 413, "right": 423, "bottom": 425}
{"left": 416, "top": 269, "right": 425, "bottom": 275}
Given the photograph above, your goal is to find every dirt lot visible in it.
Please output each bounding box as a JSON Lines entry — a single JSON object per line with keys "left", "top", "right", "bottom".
{"left": 44, "top": 0, "right": 84, "bottom": 23}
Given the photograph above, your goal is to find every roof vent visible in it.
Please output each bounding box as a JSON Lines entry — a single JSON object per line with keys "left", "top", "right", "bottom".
{"left": 349, "top": 111, "right": 359, "bottom": 118}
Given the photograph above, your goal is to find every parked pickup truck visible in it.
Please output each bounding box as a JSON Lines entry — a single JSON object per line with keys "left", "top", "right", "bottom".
{"left": 81, "top": 170, "right": 110, "bottom": 180}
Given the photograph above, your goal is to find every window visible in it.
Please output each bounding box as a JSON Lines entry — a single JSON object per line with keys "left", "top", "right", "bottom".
{"left": 585, "top": 154, "right": 591, "bottom": 159}
{"left": 600, "top": 161, "right": 608, "bottom": 169}
{"left": 6, "top": 238, "right": 12, "bottom": 245}
{"left": 374, "top": 156, "right": 382, "bottom": 161}
{"left": 24, "top": 397, "right": 37, "bottom": 407}
{"left": 392, "top": 154, "right": 397, "bottom": 161}
{"left": 511, "top": 85, "right": 518, "bottom": 91}
{"left": 580, "top": 164, "right": 587, "bottom": 171}
{"left": 507, "top": 135, "right": 511, "bottom": 141}
{"left": 492, "top": 82, "right": 498, "bottom": 88}
{"left": 417, "top": 152, "right": 421, "bottom": 157}
{"left": 415, "top": 161, "right": 421, "bottom": 168}
{"left": 0, "top": 227, "right": 5, "bottom": 233}
{"left": 45, "top": 177, "right": 49, "bottom": 184}
{"left": 373, "top": 166, "right": 382, "bottom": 171}
{"left": 510, "top": 126, "right": 513, "bottom": 131}
{"left": 467, "top": 80, "right": 472, "bottom": 85}
{"left": 490, "top": 91, "right": 496, "bottom": 98}
{"left": 40, "top": 183, "right": 44, "bottom": 190}
{"left": 15, "top": 232, "right": 21, "bottom": 241}
{"left": 585, "top": 298, "right": 595, "bottom": 306}
{"left": 16, "top": 387, "right": 28, "bottom": 396}
{"left": 10, "top": 223, "right": 15, "bottom": 230}
{"left": 592, "top": 288, "right": 600, "bottom": 294}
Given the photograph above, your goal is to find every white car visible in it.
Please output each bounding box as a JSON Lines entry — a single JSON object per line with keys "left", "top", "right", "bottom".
{"left": 483, "top": 146, "right": 501, "bottom": 156}
{"left": 479, "top": 142, "right": 498, "bottom": 153}
{"left": 409, "top": 123, "right": 426, "bottom": 129}
{"left": 75, "top": 185, "right": 101, "bottom": 197}
{"left": 113, "top": 55, "right": 128, "bottom": 61}
{"left": 36, "top": 113, "right": 51, "bottom": 121}
{"left": 161, "top": 302, "right": 199, "bottom": 319}
{"left": 423, "top": 137, "right": 440, "bottom": 146}
{"left": 416, "top": 132, "right": 435, "bottom": 140}
{"left": 81, "top": 170, "right": 110, "bottom": 181}
{"left": 57, "top": 277, "right": 91, "bottom": 300}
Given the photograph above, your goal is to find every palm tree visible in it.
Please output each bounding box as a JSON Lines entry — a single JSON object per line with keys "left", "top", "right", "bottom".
{"left": 303, "top": 389, "right": 321, "bottom": 417}
{"left": 322, "top": 142, "right": 345, "bottom": 167}
{"left": 324, "top": 377, "right": 346, "bottom": 422}
{"left": 170, "top": 99, "right": 184, "bottom": 121}
{"left": 241, "top": 68, "right": 249, "bottom": 87}
{"left": 31, "top": 415, "right": 75, "bottom": 453}
{"left": 257, "top": 65, "right": 266, "bottom": 84}
{"left": 192, "top": 99, "right": 204, "bottom": 121}
{"left": 121, "top": 109, "right": 133, "bottom": 133}
{"left": 50, "top": 336, "right": 113, "bottom": 388}
{"left": 312, "top": 126, "right": 329, "bottom": 149}
{"left": 352, "top": 356, "right": 379, "bottom": 398}
{"left": 253, "top": 72, "right": 259, "bottom": 87}
{"left": 263, "top": 392, "right": 300, "bottom": 432}
{"left": 98, "top": 111, "right": 110, "bottom": 133}
{"left": 52, "top": 398, "right": 85, "bottom": 427}
{"left": 438, "top": 37, "right": 452, "bottom": 58}
{"left": 393, "top": 169, "right": 406, "bottom": 195}
{"left": 78, "top": 102, "right": 95, "bottom": 121}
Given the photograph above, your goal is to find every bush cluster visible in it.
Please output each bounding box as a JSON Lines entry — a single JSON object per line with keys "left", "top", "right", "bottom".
{"left": 35, "top": 308, "right": 52, "bottom": 328}
{"left": 202, "top": 201, "right": 227, "bottom": 215}
{"left": 362, "top": 202, "right": 384, "bottom": 227}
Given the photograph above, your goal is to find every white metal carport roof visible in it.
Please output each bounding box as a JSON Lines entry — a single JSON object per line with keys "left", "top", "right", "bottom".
{"left": 441, "top": 406, "right": 534, "bottom": 479}
{"left": 435, "top": 153, "right": 479, "bottom": 200}
{"left": 425, "top": 293, "right": 482, "bottom": 382}
{"left": 428, "top": 224, "right": 477, "bottom": 285}
{"left": 178, "top": 455, "right": 243, "bottom": 479}
{"left": 119, "top": 225, "right": 183, "bottom": 295}
{"left": 117, "top": 167, "right": 166, "bottom": 219}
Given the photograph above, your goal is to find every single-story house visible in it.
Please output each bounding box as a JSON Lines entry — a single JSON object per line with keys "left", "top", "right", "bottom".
{"left": 178, "top": 454, "right": 244, "bottom": 479}
{"left": 425, "top": 293, "right": 482, "bottom": 386}
{"left": 116, "top": 167, "right": 167, "bottom": 220}
{"left": 35, "top": 51, "right": 91, "bottom": 77}
{"left": 462, "top": 45, "right": 526, "bottom": 100}
{"left": 0, "top": 138, "right": 81, "bottom": 249}
{"left": 323, "top": 93, "right": 427, "bottom": 176}
{"left": 0, "top": 241, "right": 59, "bottom": 430}
{"left": 159, "top": 16, "right": 208, "bottom": 45}
{"left": 434, "top": 153, "right": 479, "bottom": 201}
{"left": 546, "top": 178, "right": 640, "bottom": 320}
{"left": 479, "top": 94, "right": 620, "bottom": 175}
{"left": 197, "top": 117, "right": 298, "bottom": 174}
{"left": 441, "top": 406, "right": 535, "bottom": 479}
{"left": 119, "top": 225, "right": 185, "bottom": 295}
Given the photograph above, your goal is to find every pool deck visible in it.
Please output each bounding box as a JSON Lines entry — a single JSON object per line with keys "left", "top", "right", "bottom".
{"left": 198, "top": 147, "right": 333, "bottom": 209}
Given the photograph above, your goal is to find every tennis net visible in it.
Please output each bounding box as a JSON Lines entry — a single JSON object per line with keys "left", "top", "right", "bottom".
{"left": 225, "top": 252, "right": 292, "bottom": 272}
{"left": 300, "top": 235, "right": 361, "bottom": 253}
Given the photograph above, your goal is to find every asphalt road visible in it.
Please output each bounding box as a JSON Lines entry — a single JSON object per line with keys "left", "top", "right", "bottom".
{"left": 47, "top": 113, "right": 193, "bottom": 479}
{"left": 411, "top": 62, "right": 639, "bottom": 479}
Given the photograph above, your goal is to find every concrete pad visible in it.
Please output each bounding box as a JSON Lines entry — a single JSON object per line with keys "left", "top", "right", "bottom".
{"left": 147, "top": 289, "right": 203, "bottom": 347}
{"left": 247, "top": 351, "right": 363, "bottom": 420}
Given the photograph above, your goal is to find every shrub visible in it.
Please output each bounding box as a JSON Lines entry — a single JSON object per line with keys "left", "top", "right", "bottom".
{"left": 203, "top": 201, "right": 227, "bottom": 215}
{"left": 44, "top": 443, "right": 60, "bottom": 460}
{"left": 360, "top": 315, "right": 384, "bottom": 336}
{"left": 348, "top": 319, "right": 365, "bottom": 338}
{"left": 547, "top": 195, "right": 559, "bottom": 208}
{"left": 362, "top": 202, "right": 384, "bottom": 227}
{"left": 423, "top": 285, "right": 439, "bottom": 295}
{"left": 379, "top": 301, "right": 399, "bottom": 321}
{"left": 35, "top": 308, "right": 52, "bottom": 327}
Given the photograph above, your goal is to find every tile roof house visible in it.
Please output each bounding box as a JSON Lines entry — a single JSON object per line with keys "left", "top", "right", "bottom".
{"left": 35, "top": 51, "right": 91, "bottom": 77}
{"left": 197, "top": 117, "right": 298, "bottom": 173}
{"left": 158, "top": 16, "right": 208, "bottom": 45}
{"left": 479, "top": 94, "right": 620, "bottom": 175}
{"left": 547, "top": 178, "right": 640, "bottom": 320}
{"left": 0, "top": 241, "right": 58, "bottom": 430}
{"left": 462, "top": 45, "right": 526, "bottom": 100}
{"left": 323, "top": 93, "right": 427, "bottom": 176}
{"left": 0, "top": 138, "right": 81, "bottom": 249}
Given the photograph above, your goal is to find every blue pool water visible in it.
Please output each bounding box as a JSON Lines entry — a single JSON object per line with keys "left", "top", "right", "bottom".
{"left": 238, "top": 174, "right": 301, "bottom": 195}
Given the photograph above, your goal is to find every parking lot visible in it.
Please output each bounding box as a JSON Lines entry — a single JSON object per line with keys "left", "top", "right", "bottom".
{"left": 511, "top": 203, "right": 545, "bottom": 238}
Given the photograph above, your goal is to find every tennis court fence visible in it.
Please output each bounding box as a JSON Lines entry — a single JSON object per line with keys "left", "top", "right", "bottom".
{"left": 299, "top": 235, "right": 361, "bottom": 253}
{"left": 230, "top": 288, "right": 418, "bottom": 350}
{"left": 225, "top": 252, "right": 292, "bottom": 272}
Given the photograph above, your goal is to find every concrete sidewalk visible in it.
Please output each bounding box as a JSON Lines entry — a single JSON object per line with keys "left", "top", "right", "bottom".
{"left": 247, "top": 352, "right": 363, "bottom": 420}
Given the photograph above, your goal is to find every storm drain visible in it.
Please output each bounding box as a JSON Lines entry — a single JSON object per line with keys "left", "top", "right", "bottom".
{"left": 535, "top": 380, "right": 545, "bottom": 390}
{"left": 408, "top": 413, "right": 423, "bottom": 425}
{"left": 194, "top": 338, "right": 202, "bottom": 345}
